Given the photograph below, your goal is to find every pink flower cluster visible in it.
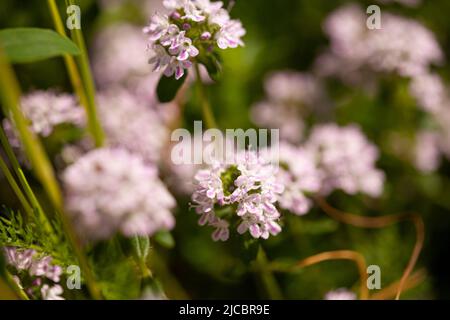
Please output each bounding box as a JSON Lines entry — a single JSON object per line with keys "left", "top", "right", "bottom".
{"left": 62, "top": 148, "right": 175, "bottom": 241}
{"left": 192, "top": 151, "right": 284, "bottom": 241}
{"left": 144, "top": 0, "right": 245, "bottom": 79}
{"left": 3, "top": 247, "right": 64, "bottom": 300}
{"left": 305, "top": 124, "right": 385, "bottom": 197}
{"left": 251, "top": 71, "right": 328, "bottom": 143}
{"left": 316, "top": 4, "right": 443, "bottom": 85}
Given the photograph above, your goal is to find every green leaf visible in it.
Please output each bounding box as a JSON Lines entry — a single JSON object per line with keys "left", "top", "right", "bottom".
{"left": 156, "top": 73, "right": 187, "bottom": 103}
{"left": 153, "top": 231, "right": 175, "bottom": 249}
{"left": 0, "top": 28, "right": 80, "bottom": 63}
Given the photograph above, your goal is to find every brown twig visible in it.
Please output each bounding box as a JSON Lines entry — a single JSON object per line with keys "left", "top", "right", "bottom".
{"left": 315, "top": 196, "right": 425, "bottom": 300}
{"left": 370, "top": 269, "right": 426, "bottom": 300}
{"left": 268, "top": 250, "right": 369, "bottom": 300}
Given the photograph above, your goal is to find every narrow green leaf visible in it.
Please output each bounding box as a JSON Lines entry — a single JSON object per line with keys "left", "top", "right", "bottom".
{"left": 153, "top": 231, "right": 175, "bottom": 249}
{"left": 0, "top": 28, "right": 80, "bottom": 63}
{"left": 157, "top": 73, "right": 187, "bottom": 103}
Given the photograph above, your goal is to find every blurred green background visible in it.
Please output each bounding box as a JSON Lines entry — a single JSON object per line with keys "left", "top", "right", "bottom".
{"left": 1, "top": 0, "right": 450, "bottom": 299}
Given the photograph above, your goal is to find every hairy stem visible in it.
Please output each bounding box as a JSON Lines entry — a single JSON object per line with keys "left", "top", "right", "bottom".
{"left": 254, "top": 246, "right": 283, "bottom": 299}
{"left": 315, "top": 196, "right": 425, "bottom": 300}
{"left": 194, "top": 63, "right": 218, "bottom": 129}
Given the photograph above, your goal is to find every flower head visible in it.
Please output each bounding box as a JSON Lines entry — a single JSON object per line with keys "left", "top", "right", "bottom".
{"left": 144, "top": 0, "right": 245, "bottom": 79}
{"left": 97, "top": 89, "right": 169, "bottom": 163}
{"left": 4, "top": 90, "right": 84, "bottom": 138}
{"left": 251, "top": 71, "right": 328, "bottom": 143}
{"left": 3, "top": 247, "right": 64, "bottom": 300}
{"left": 191, "top": 150, "right": 284, "bottom": 241}
{"left": 306, "top": 124, "right": 385, "bottom": 197}
{"left": 62, "top": 148, "right": 175, "bottom": 241}
{"left": 275, "top": 143, "right": 321, "bottom": 215}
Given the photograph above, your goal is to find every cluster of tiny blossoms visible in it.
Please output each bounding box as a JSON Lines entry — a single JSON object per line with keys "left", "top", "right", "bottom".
{"left": 192, "top": 151, "right": 284, "bottom": 241}
{"left": 305, "top": 124, "right": 385, "bottom": 197}
{"left": 2, "top": 90, "right": 84, "bottom": 145}
{"left": 97, "top": 89, "right": 168, "bottom": 163}
{"left": 275, "top": 143, "right": 321, "bottom": 215}
{"left": 62, "top": 148, "right": 175, "bottom": 241}
{"left": 251, "top": 71, "right": 328, "bottom": 143}
{"left": 3, "top": 247, "right": 64, "bottom": 300}
{"left": 316, "top": 4, "right": 443, "bottom": 85}
{"left": 144, "top": 0, "right": 245, "bottom": 79}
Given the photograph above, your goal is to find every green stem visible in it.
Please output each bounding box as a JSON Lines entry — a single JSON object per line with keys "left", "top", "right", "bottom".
{"left": 0, "top": 127, "right": 55, "bottom": 237}
{"left": 47, "top": 0, "right": 104, "bottom": 147}
{"left": 0, "top": 47, "right": 102, "bottom": 300}
{"left": 4, "top": 272, "right": 29, "bottom": 300}
{"left": 0, "top": 155, "right": 32, "bottom": 217}
{"left": 254, "top": 246, "right": 283, "bottom": 299}
{"left": 194, "top": 63, "right": 218, "bottom": 129}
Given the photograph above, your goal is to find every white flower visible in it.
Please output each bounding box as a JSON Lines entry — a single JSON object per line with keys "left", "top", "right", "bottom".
{"left": 63, "top": 148, "right": 175, "bottom": 241}
{"left": 414, "top": 130, "right": 441, "bottom": 173}
{"left": 41, "top": 285, "right": 65, "bottom": 300}
{"left": 324, "top": 288, "right": 357, "bottom": 300}
{"left": 216, "top": 20, "right": 246, "bottom": 49}
{"left": 144, "top": 12, "right": 172, "bottom": 42}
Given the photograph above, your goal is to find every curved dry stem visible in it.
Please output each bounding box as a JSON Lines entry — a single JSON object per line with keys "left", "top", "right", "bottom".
{"left": 268, "top": 250, "right": 369, "bottom": 300}
{"left": 370, "top": 269, "right": 426, "bottom": 300}
{"left": 315, "top": 196, "right": 425, "bottom": 300}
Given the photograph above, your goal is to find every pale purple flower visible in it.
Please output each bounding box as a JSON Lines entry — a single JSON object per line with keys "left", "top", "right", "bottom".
{"left": 3, "top": 247, "right": 64, "bottom": 300}
{"left": 62, "top": 148, "right": 175, "bottom": 241}
{"left": 4, "top": 247, "right": 35, "bottom": 271}
{"left": 318, "top": 4, "right": 443, "bottom": 82}
{"left": 40, "top": 284, "right": 64, "bottom": 300}
{"left": 97, "top": 89, "right": 169, "bottom": 163}
{"left": 377, "top": 0, "right": 421, "bottom": 7}
{"left": 324, "top": 288, "right": 357, "bottom": 300}
{"left": 191, "top": 150, "right": 284, "bottom": 241}
{"left": 168, "top": 31, "right": 200, "bottom": 61}
{"left": 410, "top": 73, "right": 449, "bottom": 114}
{"left": 414, "top": 130, "right": 441, "bottom": 173}
{"left": 251, "top": 71, "right": 328, "bottom": 144}
{"left": 144, "top": 0, "right": 245, "bottom": 79}
{"left": 306, "top": 124, "right": 385, "bottom": 197}
{"left": 4, "top": 91, "right": 84, "bottom": 139}
{"left": 276, "top": 143, "right": 321, "bottom": 215}
{"left": 216, "top": 19, "right": 246, "bottom": 49}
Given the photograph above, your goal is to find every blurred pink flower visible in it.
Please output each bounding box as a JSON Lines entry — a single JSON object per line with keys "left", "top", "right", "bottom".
{"left": 306, "top": 124, "right": 385, "bottom": 197}
{"left": 63, "top": 148, "right": 175, "bottom": 241}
